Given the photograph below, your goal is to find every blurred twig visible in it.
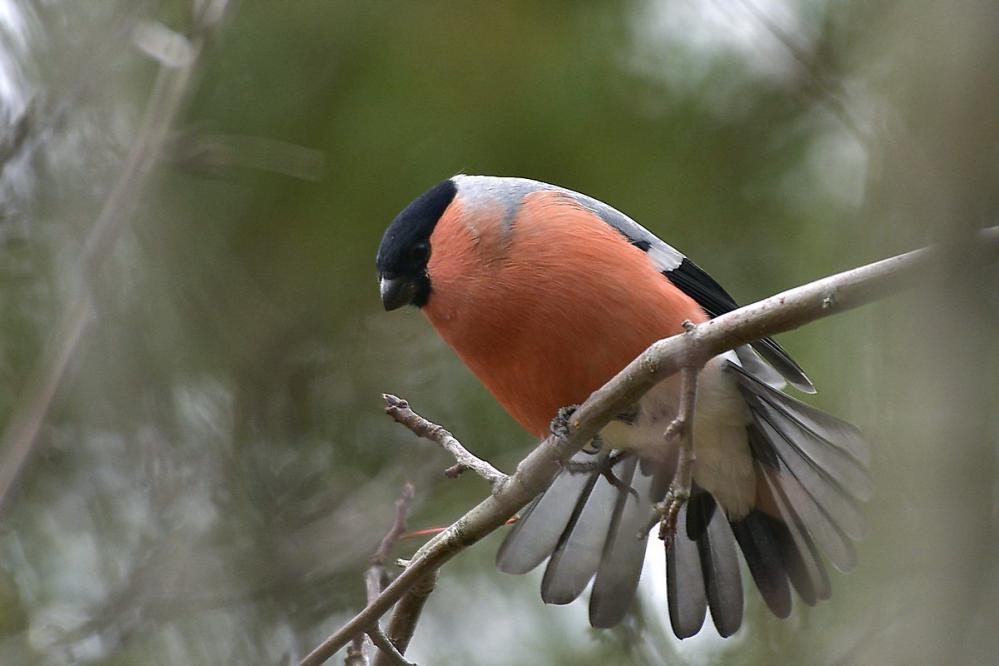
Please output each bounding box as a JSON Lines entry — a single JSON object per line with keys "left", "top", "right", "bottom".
{"left": 300, "top": 227, "right": 999, "bottom": 665}
{"left": 367, "top": 483, "right": 416, "bottom": 604}
{"left": 0, "top": 5, "right": 144, "bottom": 178}
{"left": 0, "top": 100, "right": 34, "bottom": 175}
{"left": 0, "top": 0, "right": 230, "bottom": 513}
{"left": 729, "top": 0, "right": 872, "bottom": 146}
{"left": 172, "top": 131, "right": 326, "bottom": 181}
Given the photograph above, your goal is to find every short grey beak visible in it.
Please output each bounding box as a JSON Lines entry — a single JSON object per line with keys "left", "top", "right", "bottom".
{"left": 379, "top": 275, "right": 416, "bottom": 311}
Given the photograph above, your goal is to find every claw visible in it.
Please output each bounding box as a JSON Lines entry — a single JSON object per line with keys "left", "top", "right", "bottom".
{"left": 549, "top": 404, "right": 579, "bottom": 440}
{"left": 656, "top": 488, "right": 690, "bottom": 548}
{"left": 563, "top": 450, "right": 638, "bottom": 499}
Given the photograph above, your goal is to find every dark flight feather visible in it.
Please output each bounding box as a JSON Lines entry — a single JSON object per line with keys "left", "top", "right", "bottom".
{"left": 755, "top": 460, "right": 831, "bottom": 604}
{"left": 697, "top": 495, "right": 743, "bottom": 637}
{"left": 730, "top": 511, "right": 792, "bottom": 618}
{"left": 666, "top": 503, "right": 708, "bottom": 638}
{"left": 664, "top": 257, "right": 815, "bottom": 393}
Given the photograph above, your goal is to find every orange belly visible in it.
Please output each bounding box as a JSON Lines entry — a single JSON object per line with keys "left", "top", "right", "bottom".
{"left": 423, "top": 190, "right": 707, "bottom": 437}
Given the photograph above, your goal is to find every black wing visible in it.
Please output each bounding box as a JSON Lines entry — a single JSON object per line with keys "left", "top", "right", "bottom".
{"left": 664, "top": 257, "right": 815, "bottom": 393}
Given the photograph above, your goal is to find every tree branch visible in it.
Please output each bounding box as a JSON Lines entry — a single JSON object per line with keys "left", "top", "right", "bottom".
{"left": 383, "top": 395, "right": 508, "bottom": 491}
{"left": 300, "top": 227, "right": 999, "bottom": 666}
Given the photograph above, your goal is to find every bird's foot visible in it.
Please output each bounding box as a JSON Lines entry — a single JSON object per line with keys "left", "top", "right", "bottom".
{"left": 563, "top": 450, "right": 638, "bottom": 498}
{"left": 549, "top": 404, "right": 579, "bottom": 441}
{"left": 655, "top": 487, "right": 690, "bottom": 548}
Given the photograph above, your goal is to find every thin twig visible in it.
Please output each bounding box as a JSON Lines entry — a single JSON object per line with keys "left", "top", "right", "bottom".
{"left": 0, "top": 100, "right": 34, "bottom": 174}
{"left": 731, "top": 0, "right": 872, "bottom": 146}
{"left": 383, "top": 395, "right": 508, "bottom": 491}
{"left": 366, "top": 626, "right": 417, "bottom": 666}
{"left": 371, "top": 483, "right": 416, "bottom": 577}
{"left": 658, "top": 365, "right": 700, "bottom": 544}
{"left": 344, "top": 639, "right": 365, "bottom": 666}
{"left": 373, "top": 571, "right": 438, "bottom": 666}
{"left": 299, "top": 227, "right": 999, "bottom": 666}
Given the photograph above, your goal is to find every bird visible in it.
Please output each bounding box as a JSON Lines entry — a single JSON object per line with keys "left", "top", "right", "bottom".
{"left": 375, "top": 175, "right": 871, "bottom": 638}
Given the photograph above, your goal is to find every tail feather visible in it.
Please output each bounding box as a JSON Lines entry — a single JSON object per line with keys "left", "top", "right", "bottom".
{"left": 745, "top": 409, "right": 858, "bottom": 573}
{"left": 756, "top": 460, "right": 831, "bottom": 604}
{"left": 666, "top": 503, "right": 707, "bottom": 638}
{"left": 753, "top": 415, "right": 868, "bottom": 540}
{"left": 730, "top": 361, "right": 867, "bottom": 571}
{"left": 496, "top": 451, "right": 596, "bottom": 574}
{"left": 685, "top": 488, "right": 716, "bottom": 541}
{"left": 589, "top": 457, "right": 653, "bottom": 628}
{"left": 540, "top": 468, "right": 618, "bottom": 604}
{"left": 754, "top": 398, "right": 873, "bottom": 501}
{"left": 729, "top": 362, "right": 869, "bottom": 466}
{"left": 766, "top": 462, "right": 857, "bottom": 571}
{"left": 694, "top": 493, "right": 743, "bottom": 637}
{"left": 731, "top": 510, "right": 792, "bottom": 618}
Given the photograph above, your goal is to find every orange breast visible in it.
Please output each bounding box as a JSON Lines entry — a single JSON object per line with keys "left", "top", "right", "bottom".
{"left": 423, "top": 190, "right": 707, "bottom": 437}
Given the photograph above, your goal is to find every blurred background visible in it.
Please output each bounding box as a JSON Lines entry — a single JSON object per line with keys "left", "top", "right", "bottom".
{"left": 0, "top": 1, "right": 996, "bottom": 664}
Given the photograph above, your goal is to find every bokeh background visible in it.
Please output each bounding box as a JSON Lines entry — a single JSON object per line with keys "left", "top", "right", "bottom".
{"left": 0, "top": 1, "right": 996, "bottom": 664}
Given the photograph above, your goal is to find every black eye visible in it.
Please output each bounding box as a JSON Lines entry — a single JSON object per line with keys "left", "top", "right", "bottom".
{"left": 410, "top": 242, "right": 430, "bottom": 263}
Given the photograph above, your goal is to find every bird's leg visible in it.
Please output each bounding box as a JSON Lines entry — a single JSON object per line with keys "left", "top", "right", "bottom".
{"left": 657, "top": 364, "right": 700, "bottom": 547}
{"left": 562, "top": 448, "right": 638, "bottom": 497}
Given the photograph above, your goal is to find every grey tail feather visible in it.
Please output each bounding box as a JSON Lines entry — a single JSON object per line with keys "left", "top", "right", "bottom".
{"left": 667, "top": 491, "right": 755, "bottom": 639}
{"left": 497, "top": 450, "right": 658, "bottom": 613}
{"left": 588, "top": 457, "right": 652, "bottom": 627}
{"left": 661, "top": 361, "right": 869, "bottom": 634}
{"left": 666, "top": 502, "right": 707, "bottom": 638}
{"left": 540, "top": 461, "right": 621, "bottom": 604}
{"left": 691, "top": 492, "right": 743, "bottom": 637}
{"left": 496, "top": 450, "right": 598, "bottom": 576}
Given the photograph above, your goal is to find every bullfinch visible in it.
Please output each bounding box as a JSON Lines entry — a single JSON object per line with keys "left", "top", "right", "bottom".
{"left": 376, "top": 175, "right": 870, "bottom": 638}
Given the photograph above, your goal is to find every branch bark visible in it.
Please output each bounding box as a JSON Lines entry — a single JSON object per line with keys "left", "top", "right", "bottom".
{"left": 300, "top": 226, "right": 999, "bottom": 666}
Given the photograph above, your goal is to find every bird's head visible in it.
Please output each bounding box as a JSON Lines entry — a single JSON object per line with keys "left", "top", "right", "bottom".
{"left": 375, "top": 178, "right": 457, "bottom": 310}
